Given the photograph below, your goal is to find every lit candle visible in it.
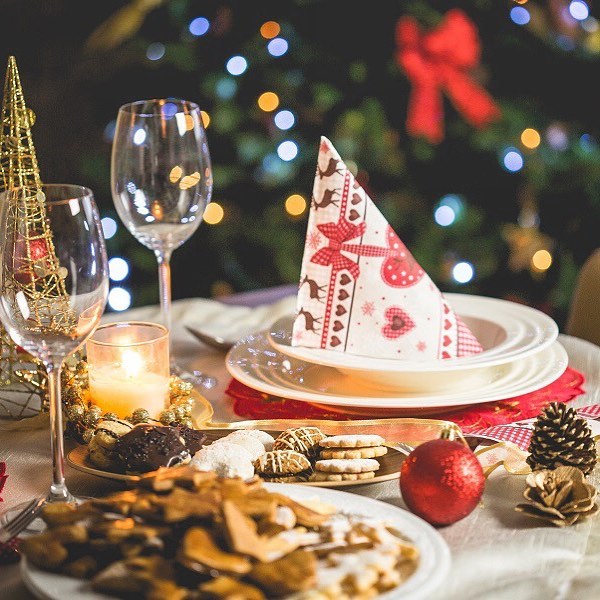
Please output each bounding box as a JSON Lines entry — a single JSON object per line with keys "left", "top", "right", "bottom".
{"left": 86, "top": 322, "right": 170, "bottom": 419}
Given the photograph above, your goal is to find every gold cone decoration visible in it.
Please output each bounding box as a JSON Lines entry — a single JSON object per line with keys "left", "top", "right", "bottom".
{"left": 0, "top": 56, "right": 73, "bottom": 419}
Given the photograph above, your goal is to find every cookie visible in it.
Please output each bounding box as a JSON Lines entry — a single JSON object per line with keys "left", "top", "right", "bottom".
{"left": 319, "top": 434, "right": 385, "bottom": 448}
{"left": 309, "top": 471, "right": 376, "bottom": 482}
{"left": 254, "top": 450, "right": 312, "bottom": 476}
{"left": 212, "top": 433, "right": 266, "bottom": 461}
{"left": 273, "top": 427, "right": 327, "bottom": 457}
{"left": 319, "top": 446, "right": 388, "bottom": 460}
{"left": 315, "top": 458, "right": 380, "bottom": 474}
{"left": 92, "top": 419, "right": 134, "bottom": 450}
{"left": 191, "top": 442, "right": 255, "bottom": 480}
{"left": 222, "top": 429, "right": 275, "bottom": 452}
{"left": 260, "top": 472, "right": 310, "bottom": 484}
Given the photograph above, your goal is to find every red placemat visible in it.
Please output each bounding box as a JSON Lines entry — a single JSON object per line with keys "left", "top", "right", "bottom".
{"left": 225, "top": 366, "right": 585, "bottom": 435}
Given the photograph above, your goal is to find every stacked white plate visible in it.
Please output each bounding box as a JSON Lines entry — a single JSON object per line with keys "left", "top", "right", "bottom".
{"left": 225, "top": 293, "right": 567, "bottom": 415}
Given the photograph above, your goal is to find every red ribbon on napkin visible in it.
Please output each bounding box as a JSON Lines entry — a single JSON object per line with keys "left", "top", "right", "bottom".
{"left": 225, "top": 367, "right": 585, "bottom": 434}
{"left": 395, "top": 8, "right": 501, "bottom": 144}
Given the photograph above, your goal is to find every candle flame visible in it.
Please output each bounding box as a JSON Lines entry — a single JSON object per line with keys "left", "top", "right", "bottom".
{"left": 121, "top": 349, "right": 145, "bottom": 378}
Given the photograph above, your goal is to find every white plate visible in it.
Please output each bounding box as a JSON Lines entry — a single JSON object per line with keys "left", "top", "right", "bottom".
{"left": 21, "top": 483, "right": 450, "bottom": 600}
{"left": 226, "top": 332, "right": 568, "bottom": 412}
{"left": 268, "top": 294, "right": 558, "bottom": 391}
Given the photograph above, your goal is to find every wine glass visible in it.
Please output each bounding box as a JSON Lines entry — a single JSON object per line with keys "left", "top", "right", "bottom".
{"left": 0, "top": 184, "right": 108, "bottom": 516}
{"left": 111, "top": 98, "right": 215, "bottom": 387}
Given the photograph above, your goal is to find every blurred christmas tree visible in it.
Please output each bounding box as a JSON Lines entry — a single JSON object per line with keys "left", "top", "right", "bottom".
{"left": 4, "top": 0, "right": 598, "bottom": 328}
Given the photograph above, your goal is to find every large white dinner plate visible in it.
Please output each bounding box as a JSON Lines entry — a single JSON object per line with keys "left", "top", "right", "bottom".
{"left": 268, "top": 294, "right": 558, "bottom": 391}
{"left": 226, "top": 331, "right": 568, "bottom": 412}
{"left": 20, "top": 484, "right": 450, "bottom": 600}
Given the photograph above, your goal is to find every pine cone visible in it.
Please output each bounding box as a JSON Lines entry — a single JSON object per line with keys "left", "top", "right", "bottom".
{"left": 527, "top": 402, "right": 597, "bottom": 476}
{"left": 515, "top": 466, "right": 599, "bottom": 527}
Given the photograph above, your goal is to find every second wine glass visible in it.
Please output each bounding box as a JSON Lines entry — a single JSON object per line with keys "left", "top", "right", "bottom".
{"left": 111, "top": 99, "right": 213, "bottom": 385}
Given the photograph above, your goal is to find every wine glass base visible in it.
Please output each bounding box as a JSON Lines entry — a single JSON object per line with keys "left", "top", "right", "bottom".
{"left": 170, "top": 361, "right": 218, "bottom": 390}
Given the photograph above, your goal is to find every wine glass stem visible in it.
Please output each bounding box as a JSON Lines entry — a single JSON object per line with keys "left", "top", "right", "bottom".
{"left": 45, "top": 362, "right": 72, "bottom": 503}
{"left": 157, "top": 250, "right": 173, "bottom": 350}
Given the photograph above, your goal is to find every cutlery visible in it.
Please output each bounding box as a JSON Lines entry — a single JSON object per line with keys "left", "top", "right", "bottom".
{"left": 185, "top": 326, "right": 235, "bottom": 351}
{"left": 0, "top": 496, "right": 45, "bottom": 544}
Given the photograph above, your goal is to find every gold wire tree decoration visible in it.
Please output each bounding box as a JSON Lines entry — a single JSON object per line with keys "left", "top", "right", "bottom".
{"left": 0, "top": 56, "right": 74, "bottom": 419}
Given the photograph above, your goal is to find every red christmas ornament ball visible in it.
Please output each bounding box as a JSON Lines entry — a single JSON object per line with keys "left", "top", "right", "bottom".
{"left": 400, "top": 438, "right": 485, "bottom": 526}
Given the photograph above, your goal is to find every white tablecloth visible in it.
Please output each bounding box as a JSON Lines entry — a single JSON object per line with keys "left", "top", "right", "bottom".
{"left": 1, "top": 294, "right": 599, "bottom": 599}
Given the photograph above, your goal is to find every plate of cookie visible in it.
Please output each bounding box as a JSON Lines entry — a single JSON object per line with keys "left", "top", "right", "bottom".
{"left": 67, "top": 425, "right": 407, "bottom": 488}
{"left": 20, "top": 467, "right": 451, "bottom": 599}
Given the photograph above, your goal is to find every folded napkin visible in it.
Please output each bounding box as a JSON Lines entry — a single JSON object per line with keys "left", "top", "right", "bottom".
{"left": 292, "top": 137, "right": 482, "bottom": 360}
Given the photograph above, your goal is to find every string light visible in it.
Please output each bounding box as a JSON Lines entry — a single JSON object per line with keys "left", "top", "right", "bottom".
{"left": 226, "top": 56, "right": 248, "bottom": 76}
{"left": 146, "top": 42, "right": 165, "bottom": 61}
{"left": 531, "top": 249, "right": 553, "bottom": 272}
{"left": 546, "top": 124, "right": 569, "bottom": 150}
{"left": 215, "top": 78, "right": 237, "bottom": 99}
{"left": 108, "top": 257, "right": 129, "bottom": 282}
{"left": 569, "top": 1, "right": 589, "bottom": 21}
{"left": 521, "top": 128, "right": 541, "bottom": 149}
{"left": 204, "top": 202, "right": 224, "bottom": 225}
{"left": 200, "top": 111, "right": 210, "bottom": 128}
{"left": 277, "top": 140, "right": 298, "bottom": 161}
{"left": 452, "top": 262, "right": 474, "bottom": 284}
{"left": 189, "top": 17, "right": 210, "bottom": 36}
{"left": 101, "top": 217, "right": 117, "bottom": 240}
{"left": 108, "top": 287, "right": 131, "bottom": 312}
{"left": 502, "top": 148, "right": 524, "bottom": 172}
{"left": 257, "top": 92, "right": 279, "bottom": 112}
{"left": 434, "top": 205, "right": 456, "bottom": 227}
{"left": 274, "top": 110, "right": 295, "bottom": 130}
{"left": 267, "top": 38, "right": 288, "bottom": 57}
{"left": 510, "top": 6, "right": 530, "bottom": 25}
{"left": 285, "top": 194, "right": 307, "bottom": 216}
{"left": 260, "top": 21, "right": 280, "bottom": 39}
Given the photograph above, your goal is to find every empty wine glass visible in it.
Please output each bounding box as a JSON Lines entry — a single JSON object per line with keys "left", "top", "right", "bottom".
{"left": 111, "top": 98, "right": 215, "bottom": 387}
{"left": 0, "top": 184, "right": 108, "bottom": 516}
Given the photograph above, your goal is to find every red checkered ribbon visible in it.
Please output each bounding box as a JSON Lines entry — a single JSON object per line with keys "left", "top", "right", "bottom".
{"left": 310, "top": 219, "right": 400, "bottom": 279}
{"left": 468, "top": 403, "right": 600, "bottom": 451}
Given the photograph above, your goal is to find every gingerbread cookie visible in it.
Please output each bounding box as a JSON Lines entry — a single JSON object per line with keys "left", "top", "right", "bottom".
{"left": 273, "top": 427, "right": 326, "bottom": 458}
{"left": 254, "top": 450, "right": 311, "bottom": 476}
{"left": 319, "top": 446, "right": 388, "bottom": 460}
{"left": 315, "top": 458, "right": 380, "bottom": 474}
{"left": 319, "top": 434, "right": 385, "bottom": 448}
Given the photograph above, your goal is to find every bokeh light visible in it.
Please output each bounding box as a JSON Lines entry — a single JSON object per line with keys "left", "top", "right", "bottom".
{"left": 103, "top": 120, "right": 116, "bottom": 143}
{"left": 546, "top": 124, "right": 569, "bottom": 150}
{"left": 226, "top": 56, "right": 248, "bottom": 76}
{"left": 146, "top": 42, "right": 165, "bottom": 61}
{"left": 257, "top": 92, "right": 279, "bottom": 112}
{"left": 215, "top": 77, "right": 237, "bottom": 99}
{"left": 569, "top": 1, "right": 589, "bottom": 20}
{"left": 204, "top": 202, "right": 224, "bottom": 224}
{"left": 510, "top": 6, "right": 531, "bottom": 25}
{"left": 502, "top": 148, "right": 524, "bottom": 172}
{"left": 108, "top": 257, "right": 129, "bottom": 282}
{"left": 277, "top": 140, "right": 298, "bottom": 161}
{"left": 200, "top": 111, "right": 210, "bottom": 128}
{"left": 285, "top": 194, "right": 307, "bottom": 216}
{"left": 521, "top": 128, "right": 541, "bottom": 149}
{"left": 434, "top": 205, "right": 456, "bottom": 227}
{"left": 267, "top": 38, "right": 288, "bottom": 57}
{"left": 260, "top": 21, "right": 280, "bottom": 39}
{"left": 101, "top": 217, "right": 117, "bottom": 240}
{"left": 274, "top": 110, "right": 295, "bottom": 130}
{"left": 452, "top": 262, "right": 474, "bottom": 284}
{"left": 133, "top": 128, "right": 146, "bottom": 145}
{"left": 108, "top": 287, "right": 131, "bottom": 312}
{"left": 531, "top": 249, "right": 553, "bottom": 271}
{"left": 189, "top": 17, "right": 210, "bottom": 36}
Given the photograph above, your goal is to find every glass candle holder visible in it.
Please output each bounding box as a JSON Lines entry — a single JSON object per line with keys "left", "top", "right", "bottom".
{"left": 86, "top": 321, "right": 170, "bottom": 419}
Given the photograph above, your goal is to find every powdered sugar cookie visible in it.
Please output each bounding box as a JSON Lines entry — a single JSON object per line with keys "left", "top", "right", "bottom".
{"left": 309, "top": 471, "right": 376, "bottom": 482}
{"left": 224, "top": 429, "right": 276, "bottom": 452}
{"left": 319, "top": 434, "right": 385, "bottom": 448}
{"left": 315, "top": 458, "right": 380, "bottom": 474}
{"left": 319, "top": 446, "right": 388, "bottom": 460}
{"left": 191, "top": 442, "right": 254, "bottom": 480}
{"left": 211, "top": 432, "right": 266, "bottom": 460}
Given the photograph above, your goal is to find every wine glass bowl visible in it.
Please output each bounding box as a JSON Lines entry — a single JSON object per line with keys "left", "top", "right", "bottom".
{"left": 0, "top": 183, "right": 108, "bottom": 507}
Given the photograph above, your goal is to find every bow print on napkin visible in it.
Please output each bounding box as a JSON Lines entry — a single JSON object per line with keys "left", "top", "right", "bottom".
{"left": 291, "top": 137, "right": 483, "bottom": 360}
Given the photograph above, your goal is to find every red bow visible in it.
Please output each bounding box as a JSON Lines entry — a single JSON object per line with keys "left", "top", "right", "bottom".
{"left": 310, "top": 219, "right": 367, "bottom": 278}
{"left": 395, "top": 9, "right": 501, "bottom": 144}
